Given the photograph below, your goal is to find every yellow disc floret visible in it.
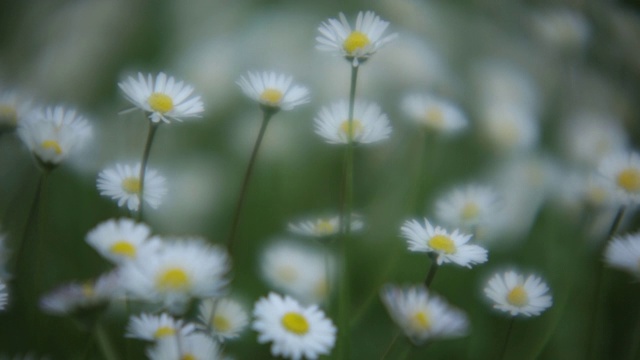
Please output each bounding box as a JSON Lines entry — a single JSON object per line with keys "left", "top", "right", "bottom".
{"left": 121, "top": 177, "right": 141, "bottom": 194}
{"left": 340, "top": 119, "right": 363, "bottom": 139}
{"left": 213, "top": 315, "right": 231, "bottom": 332}
{"left": 0, "top": 105, "right": 17, "bottom": 125}
{"left": 409, "top": 310, "right": 431, "bottom": 331}
{"left": 428, "top": 234, "right": 457, "bottom": 254}
{"left": 281, "top": 312, "right": 309, "bottom": 335}
{"left": 109, "top": 241, "right": 136, "bottom": 258}
{"left": 260, "top": 88, "right": 283, "bottom": 106}
{"left": 343, "top": 31, "right": 370, "bottom": 54}
{"left": 41, "top": 140, "right": 63, "bottom": 155}
{"left": 148, "top": 92, "right": 174, "bottom": 113}
{"left": 506, "top": 285, "right": 528, "bottom": 307}
{"left": 460, "top": 202, "right": 480, "bottom": 221}
{"left": 424, "top": 107, "right": 444, "bottom": 129}
{"left": 181, "top": 354, "right": 196, "bottom": 360}
{"left": 156, "top": 267, "right": 191, "bottom": 291}
{"left": 154, "top": 326, "right": 176, "bottom": 338}
{"left": 314, "top": 219, "right": 336, "bottom": 236}
{"left": 617, "top": 168, "right": 640, "bottom": 193}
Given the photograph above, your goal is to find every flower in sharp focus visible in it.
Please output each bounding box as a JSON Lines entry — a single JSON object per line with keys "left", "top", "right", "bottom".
{"left": 400, "top": 218, "right": 488, "bottom": 268}
{"left": 118, "top": 72, "right": 204, "bottom": 123}
{"left": 484, "top": 270, "right": 552, "bottom": 317}
{"left": 126, "top": 312, "right": 195, "bottom": 341}
{"left": 380, "top": 284, "right": 468, "bottom": 344}
{"left": 146, "top": 332, "right": 223, "bottom": 360}
{"left": 316, "top": 11, "right": 397, "bottom": 67}
{"left": 85, "top": 218, "right": 160, "bottom": 264}
{"left": 598, "top": 151, "right": 640, "bottom": 204}
{"left": 96, "top": 163, "right": 167, "bottom": 212}
{"left": 17, "top": 106, "right": 92, "bottom": 169}
{"left": 0, "top": 91, "right": 32, "bottom": 132}
{"left": 237, "top": 71, "right": 310, "bottom": 112}
{"left": 435, "top": 184, "right": 500, "bottom": 229}
{"left": 401, "top": 93, "right": 468, "bottom": 134}
{"left": 198, "top": 297, "right": 248, "bottom": 342}
{"left": 287, "top": 214, "right": 364, "bottom": 238}
{"left": 314, "top": 99, "right": 391, "bottom": 145}
{"left": 604, "top": 233, "right": 640, "bottom": 277}
{"left": 0, "top": 280, "right": 8, "bottom": 311}
{"left": 252, "top": 292, "right": 336, "bottom": 360}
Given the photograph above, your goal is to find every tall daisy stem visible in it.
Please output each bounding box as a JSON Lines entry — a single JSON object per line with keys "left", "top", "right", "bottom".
{"left": 137, "top": 121, "right": 160, "bottom": 221}
{"left": 94, "top": 320, "right": 119, "bottom": 360}
{"left": 228, "top": 110, "right": 274, "bottom": 254}
{"left": 499, "top": 318, "right": 515, "bottom": 360}
{"left": 424, "top": 257, "right": 439, "bottom": 289}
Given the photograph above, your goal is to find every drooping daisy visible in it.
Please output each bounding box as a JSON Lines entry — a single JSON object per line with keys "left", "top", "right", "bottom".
{"left": 17, "top": 106, "right": 92, "bottom": 168}
{"left": 400, "top": 218, "right": 488, "bottom": 268}
{"left": 604, "top": 233, "right": 640, "bottom": 277}
{"left": 146, "top": 332, "right": 223, "bottom": 360}
{"left": 40, "top": 271, "right": 121, "bottom": 316}
{"left": 96, "top": 163, "right": 167, "bottom": 212}
{"left": 314, "top": 99, "right": 391, "bottom": 145}
{"left": 237, "top": 71, "right": 310, "bottom": 112}
{"left": 598, "top": 151, "right": 640, "bottom": 204}
{"left": 484, "top": 270, "right": 552, "bottom": 317}
{"left": 126, "top": 312, "right": 195, "bottom": 341}
{"left": 380, "top": 284, "right": 468, "bottom": 344}
{"left": 119, "top": 238, "right": 230, "bottom": 308}
{"left": 0, "top": 90, "right": 32, "bottom": 132}
{"left": 118, "top": 72, "right": 204, "bottom": 124}
{"left": 198, "top": 297, "right": 248, "bottom": 342}
{"left": 435, "top": 184, "right": 500, "bottom": 229}
{"left": 287, "top": 214, "right": 364, "bottom": 238}
{"left": 85, "top": 218, "right": 159, "bottom": 264}
{"left": 253, "top": 292, "right": 336, "bottom": 360}
{"left": 401, "top": 93, "right": 468, "bottom": 134}
{"left": 316, "top": 11, "right": 397, "bottom": 67}
{"left": 0, "top": 280, "right": 8, "bottom": 311}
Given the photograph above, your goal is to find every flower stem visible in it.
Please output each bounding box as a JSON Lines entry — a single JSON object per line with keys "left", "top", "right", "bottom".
{"left": 424, "top": 256, "right": 439, "bottom": 289}
{"left": 137, "top": 121, "right": 160, "bottom": 221}
{"left": 94, "top": 320, "right": 119, "bottom": 360}
{"left": 380, "top": 331, "right": 400, "bottom": 360}
{"left": 499, "top": 318, "right": 515, "bottom": 360}
{"left": 227, "top": 110, "right": 274, "bottom": 255}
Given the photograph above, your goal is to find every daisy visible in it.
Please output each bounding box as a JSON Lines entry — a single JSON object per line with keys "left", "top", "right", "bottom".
{"left": 126, "top": 312, "right": 195, "bottom": 341}
{"left": 316, "top": 11, "right": 397, "bottom": 67}
{"left": 401, "top": 93, "right": 468, "bottom": 134}
{"left": 484, "top": 270, "right": 552, "bottom": 317}
{"left": 0, "top": 90, "right": 32, "bottom": 132}
{"left": 119, "top": 238, "right": 230, "bottom": 308}
{"left": 598, "top": 151, "right": 640, "bottom": 204}
{"left": 85, "top": 218, "right": 159, "bottom": 264}
{"left": 400, "top": 218, "right": 488, "bottom": 268}
{"left": 96, "top": 163, "right": 167, "bottom": 212}
{"left": 118, "top": 72, "right": 204, "bottom": 124}
{"left": 561, "top": 111, "right": 627, "bottom": 168}
{"left": 237, "top": 71, "right": 310, "bottom": 112}
{"left": 198, "top": 297, "right": 248, "bottom": 342}
{"left": 380, "top": 284, "right": 468, "bottom": 344}
{"left": 252, "top": 292, "right": 336, "bottom": 360}
{"left": 478, "top": 103, "right": 538, "bottom": 152}
{"left": 0, "top": 280, "right": 8, "bottom": 311}
{"left": 287, "top": 214, "right": 364, "bottom": 238}
{"left": 17, "top": 106, "right": 92, "bottom": 168}
{"left": 40, "top": 271, "right": 121, "bottom": 316}
{"left": 435, "top": 184, "right": 500, "bottom": 229}
{"left": 146, "top": 332, "right": 223, "bottom": 360}
{"left": 314, "top": 99, "right": 391, "bottom": 145}
{"left": 604, "top": 233, "right": 640, "bottom": 277}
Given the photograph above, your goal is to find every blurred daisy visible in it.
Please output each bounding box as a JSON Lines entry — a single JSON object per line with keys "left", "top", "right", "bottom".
{"left": 479, "top": 103, "right": 538, "bottom": 152}
{"left": 400, "top": 218, "right": 488, "bottom": 268}
{"left": 316, "top": 11, "right": 397, "bottom": 67}
{"left": 40, "top": 272, "right": 121, "bottom": 316}
{"left": 401, "top": 94, "right": 467, "bottom": 134}
{"left": 198, "top": 297, "right": 248, "bottom": 342}
{"left": 126, "top": 312, "right": 195, "bottom": 341}
{"left": 287, "top": 214, "right": 364, "bottom": 238}
{"left": 119, "top": 72, "right": 204, "bottom": 124}
{"left": 604, "top": 233, "right": 640, "bottom": 277}
{"left": 380, "top": 284, "right": 468, "bottom": 344}
{"left": 85, "top": 218, "right": 159, "bottom": 264}
{"left": 147, "top": 332, "right": 222, "bottom": 360}
{"left": 0, "top": 280, "right": 7, "bottom": 310}
{"left": 561, "top": 112, "right": 628, "bottom": 168}
{"left": 237, "top": 71, "right": 309, "bottom": 112}
{"left": 96, "top": 163, "right": 167, "bottom": 212}
{"left": 17, "top": 106, "right": 92, "bottom": 168}
{"left": 598, "top": 151, "right": 640, "bottom": 204}
{"left": 0, "top": 91, "right": 32, "bottom": 132}
{"left": 435, "top": 184, "right": 500, "bottom": 229}
{"left": 314, "top": 99, "right": 391, "bottom": 145}
{"left": 253, "top": 292, "right": 336, "bottom": 360}
{"left": 484, "top": 271, "right": 552, "bottom": 317}
{"left": 531, "top": 7, "right": 590, "bottom": 51}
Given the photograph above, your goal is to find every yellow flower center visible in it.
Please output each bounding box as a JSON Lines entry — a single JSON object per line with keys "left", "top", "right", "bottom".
{"left": 343, "top": 31, "right": 370, "bottom": 54}
{"left": 461, "top": 202, "right": 480, "bottom": 221}
{"left": 156, "top": 267, "right": 191, "bottom": 291}
{"left": 213, "top": 315, "right": 231, "bottom": 332}
{"left": 424, "top": 107, "right": 444, "bottom": 128}
{"left": 409, "top": 310, "right": 431, "bottom": 331}
{"left": 259, "top": 88, "right": 284, "bottom": 105}
{"left": 154, "top": 326, "right": 176, "bottom": 338}
{"left": 428, "top": 234, "right": 457, "bottom": 254}
{"left": 314, "top": 219, "right": 336, "bottom": 235}
{"left": 0, "top": 105, "right": 17, "bottom": 125}
{"left": 507, "top": 285, "right": 528, "bottom": 307}
{"left": 276, "top": 266, "right": 298, "bottom": 283}
{"left": 148, "top": 92, "right": 174, "bottom": 113}
{"left": 314, "top": 278, "right": 328, "bottom": 299}
{"left": 109, "top": 241, "right": 136, "bottom": 258}
{"left": 181, "top": 354, "right": 196, "bottom": 360}
{"left": 340, "top": 119, "right": 363, "bottom": 139}
{"left": 41, "top": 140, "right": 63, "bottom": 155}
{"left": 281, "top": 312, "right": 309, "bottom": 335}
{"left": 81, "top": 283, "right": 95, "bottom": 298}
{"left": 121, "top": 177, "right": 141, "bottom": 194}
{"left": 616, "top": 168, "right": 640, "bottom": 193}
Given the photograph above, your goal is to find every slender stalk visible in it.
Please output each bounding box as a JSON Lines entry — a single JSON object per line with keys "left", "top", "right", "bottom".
{"left": 137, "top": 121, "right": 160, "bottom": 221}
{"left": 380, "top": 332, "right": 400, "bottom": 360}
{"left": 13, "top": 173, "right": 45, "bottom": 274}
{"left": 227, "top": 110, "right": 274, "bottom": 254}
{"left": 424, "top": 258, "right": 439, "bottom": 289}
{"left": 94, "top": 321, "right": 119, "bottom": 360}
{"left": 498, "top": 318, "right": 515, "bottom": 360}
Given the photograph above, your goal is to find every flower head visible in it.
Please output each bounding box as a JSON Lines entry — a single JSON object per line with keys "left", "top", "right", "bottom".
{"left": 484, "top": 270, "right": 552, "bottom": 317}
{"left": 316, "top": 11, "right": 397, "bottom": 67}
{"left": 287, "top": 214, "right": 364, "bottom": 238}
{"left": 96, "top": 163, "right": 167, "bottom": 212}
{"left": 598, "top": 151, "right": 640, "bottom": 204}
{"left": 237, "top": 71, "right": 310, "bottom": 112}
{"left": 0, "top": 280, "right": 8, "bottom": 311}
{"left": 119, "top": 72, "right": 204, "bottom": 123}
{"left": 604, "top": 233, "right": 640, "bottom": 277}
{"left": 435, "top": 184, "right": 500, "bottom": 229}
{"left": 85, "top": 218, "right": 159, "bottom": 264}
{"left": 252, "top": 292, "right": 336, "bottom": 360}
{"left": 146, "top": 332, "right": 222, "bottom": 360}
{"left": 40, "top": 272, "right": 121, "bottom": 316}
{"left": 198, "top": 297, "right": 248, "bottom": 342}
{"left": 314, "top": 99, "right": 391, "bottom": 145}
{"left": 126, "top": 312, "right": 195, "bottom": 341}
{"left": 0, "top": 90, "right": 32, "bottom": 132}
{"left": 401, "top": 94, "right": 468, "bottom": 134}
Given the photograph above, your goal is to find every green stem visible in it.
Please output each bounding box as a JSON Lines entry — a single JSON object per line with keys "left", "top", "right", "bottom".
{"left": 13, "top": 173, "right": 45, "bottom": 274}
{"left": 95, "top": 321, "right": 119, "bottom": 360}
{"left": 499, "top": 318, "right": 515, "bottom": 360}
{"left": 380, "top": 332, "right": 400, "bottom": 360}
{"left": 424, "top": 257, "right": 439, "bottom": 289}
{"left": 137, "top": 121, "right": 160, "bottom": 221}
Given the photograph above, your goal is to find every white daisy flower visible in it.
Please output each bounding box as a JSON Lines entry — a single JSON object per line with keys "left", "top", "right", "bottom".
{"left": 0, "top": 91, "right": 32, "bottom": 132}
{"left": 435, "top": 184, "right": 500, "bottom": 229}
{"left": 0, "top": 280, "right": 8, "bottom": 311}
{"left": 479, "top": 103, "right": 538, "bottom": 152}
{"left": 237, "top": 71, "right": 310, "bottom": 112}
{"left": 400, "top": 218, "right": 488, "bottom": 268}
{"left": 401, "top": 93, "right": 467, "bottom": 134}
{"left": 96, "top": 163, "right": 167, "bottom": 212}
{"left": 598, "top": 151, "right": 640, "bottom": 204}
{"left": 85, "top": 218, "right": 160, "bottom": 264}
{"left": 17, "top": 106, "right": 92, "bottom": 168}
{"left": 40, "top": 272, "right": 121, "bottom": 315}
{"left": 146, "top": 332, "right": 223, "bottom": 360}
{"left": 287, "top": 214, "right": 364, "bottom": 238}
{"left": 314, "top": 99, "right": 391, "bottom": 145}
{"left": 484, "top": 270, "right": 552, "bottom": 317}
{"left": 252, "top": 292, "right": 336, "bottom": 360}
{"left": 604, "top": 233, "right": 640, "bottom": 277}
{"left": 316, "top": 11, "right": 397, "bottom": 67}
{"left": 126, "top": 312, "right": 195, "bottom": 341}
{"left": 380, "top": 284, "right": 468, "bottom": 344}
{"left": 119, "top": 238, "right": 230, "bottom": 308}
{"left": 118, "top": 72, "right": 204, "bottom": 124}
{"left": 198, "top": 297, "right": 248, "bottom": 342}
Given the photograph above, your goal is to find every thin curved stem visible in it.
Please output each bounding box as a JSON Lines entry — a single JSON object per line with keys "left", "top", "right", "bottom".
{"left": 424, "top": 257, "right": 439, "bottom": 289}
{"left": 137, "top": 121, "right": 160, "bottom": 221}
{"left": 499, "top": 318, "right": 515, "bottom": 360}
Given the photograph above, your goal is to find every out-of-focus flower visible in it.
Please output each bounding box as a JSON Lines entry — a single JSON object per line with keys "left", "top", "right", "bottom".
{"left": 40, "top": 272, "right": 121, "bottom": 316}
{"left": 97, "top": 163, "right": 167, "bottom": 212}
{"left": 287, "top": 214, "right": 364, "bottom": 238}
{"left": 604, "top": 233, "right": 640, "bottom": 277}
{"left": 598, "top": 151, "right": 640, "bottom": 204}
{"left": 0, "top": 91, "right": 32, "bottom": 133}
{"left": 146, "top": 332, "right": 223, "bottom": 360}
{"left": 314, "top": 100, "right": 391, "bottom": 145}
{"left": 484, "top": 270, "right": 552, "bottom": 317}
{"left": 237, "top": 71, "right": 309, "bottom": 113}
{"left": 85, "top": 218, "right": 159, "bottom": 264}
{"left": 435, "top": 185, "right": 501, "bottom": 230}
{"left": 198, "top": 297, "right": 248, "bottom": 342}
{"left": 126, "top": 312, "right": 195, "bottom": 341}
{"left": 401, "top": 93, "right": 467, "bottom": 134}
